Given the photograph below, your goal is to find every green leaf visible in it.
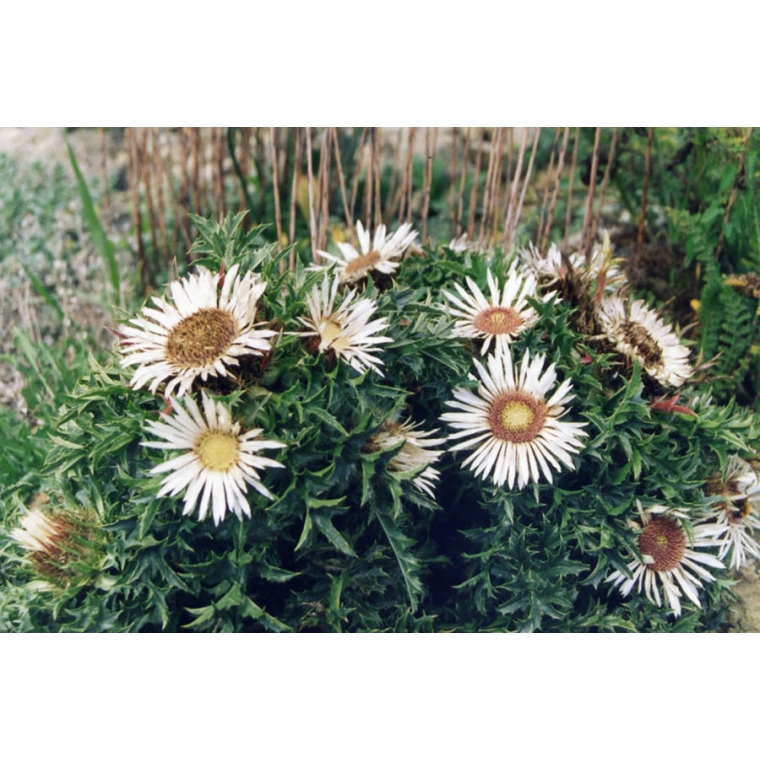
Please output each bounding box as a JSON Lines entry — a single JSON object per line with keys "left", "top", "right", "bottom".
{"left": 67, "top": 141, "right": 120, "bottom": 306}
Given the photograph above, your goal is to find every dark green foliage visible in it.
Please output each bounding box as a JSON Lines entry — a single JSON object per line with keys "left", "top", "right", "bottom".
{"left": 2, "top": 213, "right": 759, "bottom": 633}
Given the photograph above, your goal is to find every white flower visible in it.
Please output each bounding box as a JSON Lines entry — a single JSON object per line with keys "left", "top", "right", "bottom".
{"left": 442, "top": 267, "right": 548, "bottom": 356}
{"left": 313, "top": 220, "right": 418, "bottom": 284}
{"left": 597, "top": 297, "right": 692, "bottom": 387}
{"left": 298, "top": 275, "right": 393, "bottom": 376}
{"left": 11, "top": 504, "right": 98, "bottom": 589}
{"left": 697, "top": 457, "right": 760, "bottom": 571}
{"left": 367, "top": 419, "right": 446, "bottom": 498}
{"left": 120, "top": 264, "right": 277, "bottom": 397}
{"left": 441, "top": 348, "right": 587, "bottom": 489}
{"left": 519, "top": 237, "right": 625, "bottom": 294}
{"left": 142, "top": 392, "right": 285, "bottom": 526}
{"left": 12, "top": 507, "right": 67, "bottom": 555}
{"left": 606, "top": 503, "right": 723, "bottom": 617}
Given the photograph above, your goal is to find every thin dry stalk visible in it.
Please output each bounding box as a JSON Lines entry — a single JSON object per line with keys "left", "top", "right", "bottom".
{"left": 449, "top": 128, "right": 458, "bottom": 232}
{"left": 536, "top": 128, "right": 560, "bottom": 248}
{"left": 455, "top": 127, "right": 471, "bottom": 236}
{"left": 305, "top": 127, "right": 318, "bottom": 259}
{"left": 288, "top": 128, "right": 303, "bottom": 269}
{"left": 507, "top": 128, "right": 541, "bottom": 254}
{"left": 349, "top": 127, "right": 369, "bottom": 234}
{"left": 270, "top": 127, "right": 283, "bottom": 260}
{"left": 716, "top": 126, "right": 755, "bottom": 260}
{"left": 478, "top": 128, "right": 499, "bottom": 247}
{"left": 502, "top": 128, "right": 529, "bottom": 248}
{"left": 141, "top": 129, "right": 160, "bottom": 265}
{"left": 386, "top": 128, "right": 405, "bottom": 218}
{"left": 192, "top": 128, "right": 202, "bottom": 215}
{"left": 581, "top": 127, "right": 602, "bottom": 258}
{"left": 541, "top": 126, "right": 570, "bottom": 252}
{"left": 467, "top": 128, "right": 486, "bottom": 237}
{"left": 252, "top": 128, "right": 267, "bottom": 221}
{"left": 239, "top": 127, "right": 252, "bottom": 214}
{"left": 362, "top": 131, "right": 373, "bottom": 229}
{"left": 373, "top": 127, "right": 383, "bottom": 228}
{"left": 331, "top": 126, "right": 354, "bottom": 237}
{"left": 150, "top": 129, "right": 170, "bottom": 268}
{"left": 489, "top": 127, "right": 506, "bottom": 244}
{"left": 636, "top": 127, "right": 653, "bottom": 251}
{"left": 125, "top": 128, "right": 147, "bottom": 291}
{"left": 405, "top": 127, "right": 416, "bottom": 225}
{"left": 213, "top": 127, "right": 226, "bottom": 219}
{"left": 590, "top": 127, "right": 619, "bottom": 244}
{"left": 179, "top": 128, "right": 192, "bottom": 246}
{"left": 317, "top": 128, "right": 332, "bottom": 251}
{"left": 422, "top": 127, "right": 438, "bottom": 244}
{"left": 396, "top": 128, "right": 414, "bottom": 223}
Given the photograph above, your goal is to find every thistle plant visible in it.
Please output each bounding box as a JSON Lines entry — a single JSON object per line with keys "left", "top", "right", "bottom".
{"left": 2, "top": 212, "right": 759, "bottom": 632}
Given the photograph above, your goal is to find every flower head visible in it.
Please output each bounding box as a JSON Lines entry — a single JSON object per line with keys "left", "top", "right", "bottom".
{"left": 606, "top": 503, "right": 723, "bottom": 617}
{"left": 442, "top": 267, "right": 547, "bottom": 356}
{"left": 142, "top": 392, "right": 285, "bottom": 525}
{"left": 120, "top": 264, "right": 277, "bottom": 396}
{"left": 298, "top": 275, "right": 393, "bottom": 376}
{"left": 698, "top": 457, "right": 760, "bottom": 571}
{"left": 366, "top": 419, "right": 446, "bottom": 497}
{"left": 597, "top": 297, "right": 692, "bottom": 387}
{"left": 313, "top": 220, "right": 418, "bottom": 284}
{"left": 441, "top": 348, "right": 587, "bottom": 489}
{"left": 12, "top": 503, "right": 100, "bottom": 589}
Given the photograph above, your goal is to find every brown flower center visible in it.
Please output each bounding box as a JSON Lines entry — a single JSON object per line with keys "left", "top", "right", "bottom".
{"left": 166, "top": 308, "right": 236, "bottom": 368}
{"left": 489, "top": 391, "right": 547, "bottom": 443}
{"left": 344, "top": 250, "right": 382, "bottom": 279}
{"left": 621, "top": 321, "right": 663, "bottom": 364}
{"left": 638, "top": 517, "right": 686, "bottom": 572}
{"left": 473, "top": 306, "right": 523, "bottom": 336}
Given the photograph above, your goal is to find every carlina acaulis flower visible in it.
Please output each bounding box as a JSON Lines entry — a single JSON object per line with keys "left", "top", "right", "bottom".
{"left": 312, "top": 220, "right": 418, "bottom": 284}
{"left": 606, "top": 503, "right": 723, "bottom": 617}
{"left": 142, "top": 391, "right": 286, "bottom": 526}
{"left": 366, "top": 418, "right": 446, "bottom": 497}
{"left": 697, "top": 456, "right": 760, "bottom": 571}
{"left": 297, "top": 274, "right": 393, "bottom": 376}
{"left": 596, "top": 297, "right": 692, "bottom": 387}
{"left": 120, "top": 263, "right": 277, "bottom": 396}
{"left": 441, "top": 347, "right": 587, "bottom": 489}
{"left": 11, "top": 502, "right": 101, "bottom": 589}
{"left": 442, "top": 266, "right": 549, "bottom": 356}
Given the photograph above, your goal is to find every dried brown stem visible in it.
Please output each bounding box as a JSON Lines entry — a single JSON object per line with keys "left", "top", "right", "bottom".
{"left": 508, "top": 128, "right": 540, "bottom": 254}
{"left": 331, "top": 126, "right": 354, "bottom": 237}
{"left": 467, "top": 128, "right": 486, "bottom": 237}
{"left": 581, "top": 127, "right": 602, "bottom": 258}
{"left": 422, "top": 127, "right": 438, "bottom": 243}
{"left": 270, "top": 127, "right": 283, "bottom": 260}
{"left": 590, "top": 127, "right": 619, "bottom": 244}
{"left": 563, "top": 128, "right": 581, "bottom": 251}
{"left": 541, "top": 126, "right": 570, "bottom": 252}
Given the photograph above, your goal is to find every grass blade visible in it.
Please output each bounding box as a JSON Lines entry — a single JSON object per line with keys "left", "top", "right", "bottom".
{"left": 66, "top": 140, "right": 121, "bottom": 307}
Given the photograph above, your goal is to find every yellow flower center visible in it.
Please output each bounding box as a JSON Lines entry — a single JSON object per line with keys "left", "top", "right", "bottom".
{"left": 197, "top": 431, "right": 240, "bottom": 472}
{"left": 343, "top": 250, "right": 382, "bottom": 280}
{"left": 489, "top": 391, "right": 547, "bottom": 443}
{"left": 473, "top": 306, "right": 523, "bottom": 336}
{"left": 638, "top": 517, "right": 686, "bottom": 572}
{"left": 166, "top": 308, "right": 236, "bottom": 368}
{"left": 320, "top": 319, "right": 351, "bottom": 353}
